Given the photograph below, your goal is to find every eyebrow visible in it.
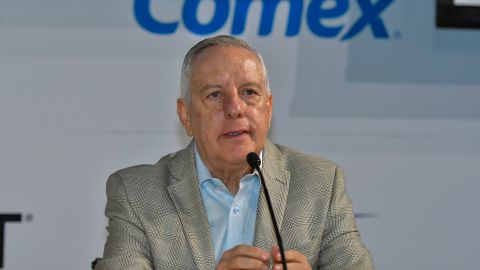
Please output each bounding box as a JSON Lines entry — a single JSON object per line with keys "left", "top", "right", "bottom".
{"left": 198, "top": 84, "right": 223, "bottom": 94}
{"left": 239, "top": 82, "right": 263, "bottom": 89}
{"left": 198, "top": 82, "right": 263, "bottom": 92}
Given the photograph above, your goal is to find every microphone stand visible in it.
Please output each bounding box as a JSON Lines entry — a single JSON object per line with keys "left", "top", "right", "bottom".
{"left": 247, "top": 152, "right": 287, "bottom": 270}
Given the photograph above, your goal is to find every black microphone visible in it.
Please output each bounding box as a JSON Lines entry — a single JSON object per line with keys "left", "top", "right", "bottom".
{"left": 246, "top": 152, "right": 287, "bottom": 270}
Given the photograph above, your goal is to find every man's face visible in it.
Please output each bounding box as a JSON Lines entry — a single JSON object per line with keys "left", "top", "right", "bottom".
{"left": 177, "top": 45, "right": 272, "bottom": 170}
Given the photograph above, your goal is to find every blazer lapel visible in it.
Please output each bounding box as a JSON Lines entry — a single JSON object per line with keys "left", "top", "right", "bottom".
{"left": 166, "top": 142, "right": 216, "bottom": 270}
{"left": 253, "top": 141, "right": 291, "bottom": 251}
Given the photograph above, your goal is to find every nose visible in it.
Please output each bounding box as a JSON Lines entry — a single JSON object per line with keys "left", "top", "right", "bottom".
{"left": 223, "top": 91, "right": 245, "bottom": 119}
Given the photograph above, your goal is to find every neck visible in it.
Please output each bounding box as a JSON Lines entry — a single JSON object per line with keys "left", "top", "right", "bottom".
{"left": 193, "top": 142, "right": 256, "bottom": 194}
{"left": 209, "top": 164, "right": 252, "bottom": 194}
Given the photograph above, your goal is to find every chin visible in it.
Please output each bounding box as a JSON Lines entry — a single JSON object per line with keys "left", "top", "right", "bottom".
{"left": 222, "top": 149, "right": 250, "bottom": 164}
{"left": 221, "top": 140, "right": 258, "bottom": 156}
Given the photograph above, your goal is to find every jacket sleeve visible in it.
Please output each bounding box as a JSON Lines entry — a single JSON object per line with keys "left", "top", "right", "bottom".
{"left": 317, "top": 166, "right": 375, "bottom": 270}
{"left": 95, "top": 173, "right": 153, "bottom": 270}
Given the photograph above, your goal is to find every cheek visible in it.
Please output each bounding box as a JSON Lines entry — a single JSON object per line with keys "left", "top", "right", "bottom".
{"left": 258, "top": 103, "right": 272, "bottom": 120}
{"left": 249, "top": 112, "right": 269, "bottom": 132}
{"left": 191, "top": 110, "right": 223, "bottom": 133}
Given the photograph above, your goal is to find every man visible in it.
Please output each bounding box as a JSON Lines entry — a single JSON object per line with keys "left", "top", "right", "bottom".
{"left": 96, "top": 35, "right": 374, "bottom": 270}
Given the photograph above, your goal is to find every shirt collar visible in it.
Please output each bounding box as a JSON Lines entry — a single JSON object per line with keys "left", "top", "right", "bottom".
{"left": 193, "top": 141, "right": 262, "bottom": 184}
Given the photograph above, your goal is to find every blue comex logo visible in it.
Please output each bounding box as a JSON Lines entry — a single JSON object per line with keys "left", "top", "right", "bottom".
{"left": 134, "top": 0, "right": 395, "bottom": 40}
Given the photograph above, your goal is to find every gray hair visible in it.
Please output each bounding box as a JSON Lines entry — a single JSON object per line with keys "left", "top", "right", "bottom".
{"left": 180, "top": 35, "right": 270, "bottom": 104}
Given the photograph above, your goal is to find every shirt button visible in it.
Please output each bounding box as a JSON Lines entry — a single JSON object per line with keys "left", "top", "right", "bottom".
{"left": 233, "top": 206, "right": 240, "bottom": 214}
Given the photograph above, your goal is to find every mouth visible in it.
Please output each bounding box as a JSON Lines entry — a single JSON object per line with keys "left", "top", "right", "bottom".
{"left": 223, "top": 130, "right": 249, "bottom": 137}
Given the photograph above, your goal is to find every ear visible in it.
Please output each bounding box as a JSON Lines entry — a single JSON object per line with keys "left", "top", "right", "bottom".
{"left": 177, "top": 98, "right": 193, "bottom": 137}
{"left": 267, "top": 93, "right": 273, "bottom": 123}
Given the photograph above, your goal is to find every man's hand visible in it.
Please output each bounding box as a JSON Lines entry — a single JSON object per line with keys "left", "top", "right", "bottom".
{"left": 216, "top": 244, "right": 270, "bottom": 270}
{"left": 271, "top": 246, "right": 311, "bottom": 270}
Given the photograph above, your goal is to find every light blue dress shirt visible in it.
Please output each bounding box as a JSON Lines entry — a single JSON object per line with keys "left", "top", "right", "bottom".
{"left": 194, "top": 144, "right": 261, "bottom": 263}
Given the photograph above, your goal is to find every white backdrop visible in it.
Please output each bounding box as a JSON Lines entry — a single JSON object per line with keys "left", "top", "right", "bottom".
{"left": 1, "top": 0, "right": 479, "bottom": 269}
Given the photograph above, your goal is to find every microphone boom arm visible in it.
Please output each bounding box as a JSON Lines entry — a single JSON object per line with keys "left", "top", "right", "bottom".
{"left": 247, "top": 152, "right": 288, "bottom": 270}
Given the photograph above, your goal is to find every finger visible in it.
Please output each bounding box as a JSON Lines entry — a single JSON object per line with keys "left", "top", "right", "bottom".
{"left": 271, "top": 248, "right": 311, "bottom": 270}
{"left": 271, "top": 245, "right": 281, "bottom": 262}
{"left": 271, "top": 247, "right": 306, "bottom": 263}
{"left": 226, "top": 244, "right": 270, "bottom": 262}
{"left": 284, "top": 249, "right": 308, "bottom": 262}
{"left": 217, "top": 245, "right": 270, "bottom": 270}
{"left": 227, "top": 256, "right": 269, "bottom": 270}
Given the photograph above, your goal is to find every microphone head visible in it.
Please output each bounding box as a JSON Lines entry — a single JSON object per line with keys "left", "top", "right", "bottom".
{"left": 246, "top": 152, "right": 261, "bottom": 168}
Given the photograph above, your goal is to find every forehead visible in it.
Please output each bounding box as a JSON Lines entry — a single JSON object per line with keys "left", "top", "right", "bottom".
{"left": 189, "top": 45, "right": 264, "bottom": 82}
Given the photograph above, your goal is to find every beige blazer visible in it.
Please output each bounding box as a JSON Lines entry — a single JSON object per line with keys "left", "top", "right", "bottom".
{"left": 95, "top": 140, "right": 374, "bottom": 269}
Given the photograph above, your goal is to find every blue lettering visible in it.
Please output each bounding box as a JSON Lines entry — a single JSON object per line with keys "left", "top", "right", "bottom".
{"left": 307, "top": 0, "right": 349, "bottom": 38}
{"left": 231, "top": 0, "right": 252, "bottom": 35}
{"left": 134, "top": 0, "right": 178, "bottom": 34}
{"left": 133, "top": 0, "right": 395, "bottom": 40}
{"left": 259, "top": 0, "right": 283, "bottom": 35}
{"left": 232, "top": 0, "right": 302, "bottom": 36}
{"left": 258, "top": 0, "right": 302, "bottom": 36}
{"left": 342, "top": 0, "right": 394, "bottom": 40}
{"left": 183, "top": 0, "right": 229, "bottom": 35}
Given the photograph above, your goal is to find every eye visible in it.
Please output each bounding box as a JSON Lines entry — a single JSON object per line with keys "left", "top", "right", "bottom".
{"left": 207, "top": 91, "right": 222, "bottom": 99}
{"left": 241, "top": 88, "right": 258, "bottom": 96}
